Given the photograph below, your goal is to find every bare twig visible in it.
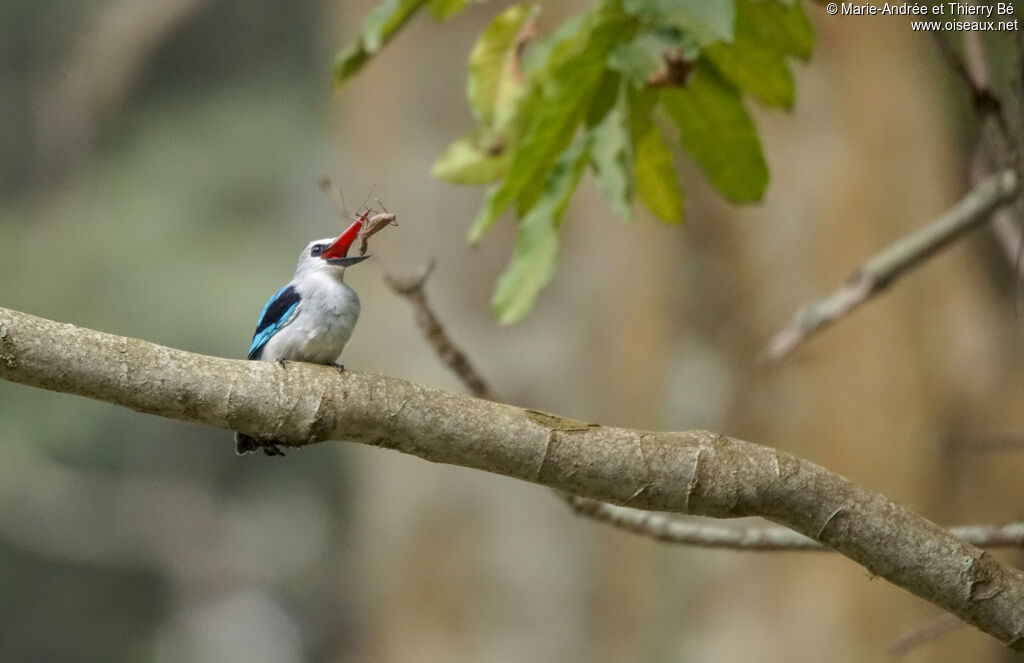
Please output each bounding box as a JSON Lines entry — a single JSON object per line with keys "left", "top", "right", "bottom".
{"left": 767, "top": 36, "right": 1024, "bottom": 363}
{"left": 990, "top": 206, "right": 1024, "bottom": 280}
{"left": 4, "top": 306, "right": 1024, "bottom": 647}
{"left": 564, "top": 497, "right": 1024, "bottom": 551}
{"left": 383, "top": 262, "right": 497, "bottom": 400}
{"left": 763, "top": 169, "right": 1019, "bottom": 362}
{"left": 318, "top": 176, "right": 349, "bottom": 217}
{"left": 932, "top": 33, "right": 1010, "bottom": 139}
{"left": 935, "top": 32, "right": 1024, "bottom": 280}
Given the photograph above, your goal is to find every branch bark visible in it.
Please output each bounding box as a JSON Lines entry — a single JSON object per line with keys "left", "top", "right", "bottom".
{"left": 382, "top": 263, "right": 1024, "bottom": 552}
{"left": 564, "top": 496, "right": 1024, "bottom": 552}
{"left": 2, "top": 305, "right": 1024, "bottom": 649}
{"left": 763, "top": 169, "right": 1019, "bottom": 362}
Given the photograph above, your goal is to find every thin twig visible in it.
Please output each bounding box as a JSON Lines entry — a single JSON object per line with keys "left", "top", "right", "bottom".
{"left": 932, "top": 32, "right": 1010, "bottom": 140}
{"left": 318, "top": 175, "right": 348, "bottom": 218}
{"left": 763, "top": 169, "right": 1019, "bottom": 362}
{"left": 382, "top": 262, "right": 497, "bottom": 401}
{"left": 564, "top": 496, "right": 1024, "bottom": 551}
{"left": 935, "top": 31, "right": 1024, "bottom": 281}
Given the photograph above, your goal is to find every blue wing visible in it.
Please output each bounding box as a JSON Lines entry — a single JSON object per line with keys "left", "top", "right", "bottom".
{"left": 247, "top": 285, "right": 301, "bottom": 360}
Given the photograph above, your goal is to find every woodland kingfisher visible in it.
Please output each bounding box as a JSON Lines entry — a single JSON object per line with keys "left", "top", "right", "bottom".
{"left": 234, "top": 215, "right": 369, "bottom": 455}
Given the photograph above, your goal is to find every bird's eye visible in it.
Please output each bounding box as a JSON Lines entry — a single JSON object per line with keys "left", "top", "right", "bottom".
{"left": 310, "top": 244, "right": 325, "bottom": 257}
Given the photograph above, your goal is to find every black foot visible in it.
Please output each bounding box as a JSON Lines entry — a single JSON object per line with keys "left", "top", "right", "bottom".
{"left": 276, "top": 356, "right": 289, "bottom": 368}
{"left": 234, "top": 431, "right": 287, "bottom": 457}
{"left": 332, "top": 363, "right": 346, "bottom": 374}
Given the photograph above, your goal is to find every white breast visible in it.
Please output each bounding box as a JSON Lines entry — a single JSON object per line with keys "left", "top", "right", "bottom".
{"left": 259, "top": 272, "right": 361, "bottom": 364}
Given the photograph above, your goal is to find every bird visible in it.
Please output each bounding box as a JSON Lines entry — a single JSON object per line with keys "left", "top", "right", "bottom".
{"left": 234, "top": 214, "right": 370, "bottom": 455}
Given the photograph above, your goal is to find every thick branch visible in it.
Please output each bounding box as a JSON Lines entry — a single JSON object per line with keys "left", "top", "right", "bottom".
{"left": 763, "top": 169, "right": 1019, "bottom": 361}
{"left": 2, "top": 306, "right": 1024, "bottom": 649}
{"left": 382, "top": 265, "right": 1024, "bottom": 552}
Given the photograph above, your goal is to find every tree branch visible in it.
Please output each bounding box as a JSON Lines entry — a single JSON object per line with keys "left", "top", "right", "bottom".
{"left": 563, "top": 496, "right": 1024, "bottom": 552}
{"left": 763, "top": 169, "right": 1019, "bottom": 362}
{"left": 382, "top": 264, "right": 1024, "bottom": 552}
{"left": 940, "top": 30, "right": 1024, "bottom": 282}
{"left": 2, "top": 307, "right": 1024, "bottom": 646}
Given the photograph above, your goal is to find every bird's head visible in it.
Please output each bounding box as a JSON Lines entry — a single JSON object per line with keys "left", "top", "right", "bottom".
{"left": 296, "top": 214, "right": 371, "bottom": 275}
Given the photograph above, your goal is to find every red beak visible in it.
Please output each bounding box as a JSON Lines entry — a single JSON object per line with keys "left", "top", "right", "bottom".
{"left": 321, "top": 216, "right": 363, "bottom": 260}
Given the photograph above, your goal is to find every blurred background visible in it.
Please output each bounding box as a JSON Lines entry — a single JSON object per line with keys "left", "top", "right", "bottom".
{"left": 2, "top": 1, "right": 1024, "bottom": 661}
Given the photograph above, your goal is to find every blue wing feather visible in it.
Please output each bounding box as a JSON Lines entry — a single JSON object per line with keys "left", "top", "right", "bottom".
{"left": 247, "top": 285, "right": 301, "bottom": 359}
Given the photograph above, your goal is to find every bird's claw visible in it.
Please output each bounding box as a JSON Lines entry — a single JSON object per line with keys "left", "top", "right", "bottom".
{"left": 276, "top": 357, "right": 289, "bottom": 368}
{"left": 332, "top": 363, "right": 346, "bottom": 374}
{"left": 235, "top": 432, "right": 287, "bottom": 457}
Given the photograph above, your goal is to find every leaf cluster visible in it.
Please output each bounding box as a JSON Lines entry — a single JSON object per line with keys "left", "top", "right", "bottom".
{"left": 335, "top": 0, "right": 813, "bottom": 322}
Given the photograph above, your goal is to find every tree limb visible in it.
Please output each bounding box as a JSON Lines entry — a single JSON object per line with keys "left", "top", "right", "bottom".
{"left": 763, "top": 169, "right": 1019, "bottom": 362}
{"left": 564, "top": 497, "right": 1024, "bottom": 551}
{"left": 382, "top": 264, "right": 1024, "bottom": 552}
{"left": 2, "top": 305, "right": 1024, "bottom": 649}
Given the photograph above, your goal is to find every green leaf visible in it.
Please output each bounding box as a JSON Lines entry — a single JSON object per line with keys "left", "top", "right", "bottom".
{"left": 702, "top": 0, "right": 814, "bottom": 108}
{"left": 333, "top": 0, "right": 430, "bottom": 84}
{"left": 492, "top": 137, "right": 591, "bottom": 323}
{"left": 660, "top": 62, "right": 767, "bottom": 202}
{"left": 427, "top": 0, "right": 468, "bottom": 20}
{"left": 588, "top": 82, "right": 634, "bottom": 220}
{"left": 609, "top": 29, "right": 695, "bottom": 88}
{"left": 704, "top": 4, "right": 794, "bottom": 108}
{"left": 744, "top": 0, "right": 814, "bottom": 60}
{"left": 364, "top": 0, "right": 429, "bottom": 51}
{"left": 468, "top": 3, "right": 533, "bottom": 126}
{"left": 584, "top": 69, "right": 622, "bottom": 128}
{"left": 623, "top": 0, "right": 735, "bottom": 46}
{"left": 518, "top": 13, "right": 585, "bottom": 75}
{"left": 629, "top": 87, "right": 683, "bottom": 223}
{"left": 469, "top": 2, "right": 638, "bottom": 242}
{"left": 432, "top": 128, "right": 511, "bottom": 183}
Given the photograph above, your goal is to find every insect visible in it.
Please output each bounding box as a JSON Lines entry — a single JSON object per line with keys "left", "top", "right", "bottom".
{"left": 319, "top": 178, "right": 399, "bottom": 256}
